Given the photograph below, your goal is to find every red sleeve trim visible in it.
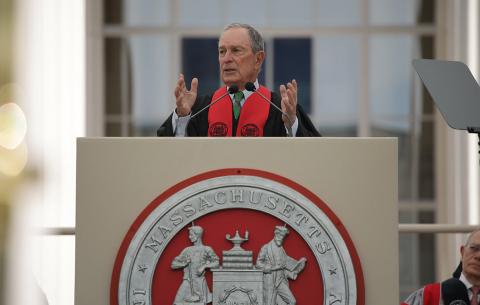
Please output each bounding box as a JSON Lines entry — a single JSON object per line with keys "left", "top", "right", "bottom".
{"left": 424, "top": 283, "right": 441, "bottom": 305}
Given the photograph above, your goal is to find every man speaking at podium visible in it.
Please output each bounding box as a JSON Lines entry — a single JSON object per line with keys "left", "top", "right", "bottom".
{"left": 157, "top": 23, "right": 320, "bottom": 137}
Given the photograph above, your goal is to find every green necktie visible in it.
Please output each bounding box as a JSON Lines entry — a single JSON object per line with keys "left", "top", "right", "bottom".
{"left": 233, "top": 91, "right": 244, "bottom": 120}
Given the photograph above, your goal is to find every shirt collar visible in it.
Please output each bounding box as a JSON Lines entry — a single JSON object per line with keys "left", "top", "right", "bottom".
{"left": 227, "top": 80, "right": 259, "bottom": 105}
{"left": 460, "top": 272, "right": 474, "bottom": 290}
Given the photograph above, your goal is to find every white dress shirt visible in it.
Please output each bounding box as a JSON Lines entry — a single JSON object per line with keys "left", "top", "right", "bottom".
{"left": 460, "top": 272, "right": 479, "bottom": 303}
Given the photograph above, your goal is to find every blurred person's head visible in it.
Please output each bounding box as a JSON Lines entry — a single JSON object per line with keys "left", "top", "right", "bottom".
{"left": 460, "top": 229, "right": 480, "bottom": 283}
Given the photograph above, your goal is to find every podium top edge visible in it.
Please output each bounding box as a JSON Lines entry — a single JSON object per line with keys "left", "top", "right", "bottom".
{"left": 77, "top": 137, "right": 398, "bottom": 141}
{"left": 76, "top": 137, "right": 398, "bottom": 146}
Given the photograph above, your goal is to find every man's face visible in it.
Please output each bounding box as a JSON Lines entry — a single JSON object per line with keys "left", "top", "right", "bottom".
{"left": 189, "top": 230, "right": 199, "bottom": 243}
{"left": 461, "top": 231, "right": 480, "bottom": 280}
{"left": 218, "top": 27, "right": 264, "bottom": 89}
{"left": 274, "top": 232, "right": 285, "bottom": 246}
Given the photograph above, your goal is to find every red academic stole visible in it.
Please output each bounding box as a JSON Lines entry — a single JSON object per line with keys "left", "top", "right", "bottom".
{"left": 401, "top": 283, "right": 440, "bottom": 305}
{"left": 421, "top": 283, "right": 440, "bottom": 305}
{"left": 207, "top": 86, "right": 271, "bottom": 137}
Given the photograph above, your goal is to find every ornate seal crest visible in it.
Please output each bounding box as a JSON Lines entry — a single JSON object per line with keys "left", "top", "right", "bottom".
{"left": 111, "top": 169, "right": 364, "bottom": 305}
{"left": 240, "top": 124, "right": 260, "bottom": 137}
{"left": 209, "top": 123, "right": 228, "bottom": 137}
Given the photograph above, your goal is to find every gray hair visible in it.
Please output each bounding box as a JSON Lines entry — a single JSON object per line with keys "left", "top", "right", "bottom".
{"left": 223, "top": 23, "right": 265, "bottom": 53}
{"left": 465, "top": 228, "right": 480, "bottom": 245}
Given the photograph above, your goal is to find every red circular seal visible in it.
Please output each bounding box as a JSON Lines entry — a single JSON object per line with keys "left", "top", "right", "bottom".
{"left": 208, "top": 122, "right": 228, "bottom": 136}
{"left": 111, "top": 169, "right": 365, "bottom": 305}
{"left": 240, "top": 124, "right": 260, "bottom": 137}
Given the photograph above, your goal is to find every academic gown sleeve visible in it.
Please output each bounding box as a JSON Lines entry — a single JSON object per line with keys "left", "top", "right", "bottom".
{"left": 264, "top": 92, "right": 321, "bottom": 137}
{"left": 156, "top": 95, "right": 212, "bottom": 136}
{"left": 402, "top": 288, "right": 426, "bottom": 305}
{"left": 402, "top": 283, "right": 442, "bottom": 305}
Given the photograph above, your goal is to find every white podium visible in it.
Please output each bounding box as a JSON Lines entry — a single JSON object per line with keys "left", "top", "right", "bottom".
{"left": 75, "top": 138, "right": 398, "bottom": 305}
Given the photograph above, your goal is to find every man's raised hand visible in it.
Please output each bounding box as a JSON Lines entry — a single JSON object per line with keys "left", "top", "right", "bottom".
{"left": 175, "top": 74, "right": 198, "bottom": 117}
{"left": 279, "top": 79, "right": 298, "bottom": 127}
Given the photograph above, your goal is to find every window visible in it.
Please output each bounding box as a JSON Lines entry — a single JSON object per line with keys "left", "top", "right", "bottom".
{"left": 182, "top": 38, "right": 220, "bottom": 97}
{"left": 274, "top": 38, "right": 312, "bottom": 113}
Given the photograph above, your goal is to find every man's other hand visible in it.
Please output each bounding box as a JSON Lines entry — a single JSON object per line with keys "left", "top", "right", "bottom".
{"left": 280, "top": 79, "right": 298, "bottom": 128}
{"left": 174, "top": 74, "right": 198, "bottom": 117}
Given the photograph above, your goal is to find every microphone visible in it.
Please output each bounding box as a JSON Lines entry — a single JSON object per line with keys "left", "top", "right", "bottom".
{"left": 183, "top": 85, "right": 239, "bottom": 136}
{"left": 244, "top": 82, "right": 293, "bottom": 127}
{"left": 441, "top": 277, "right": 470, "bottom": 305}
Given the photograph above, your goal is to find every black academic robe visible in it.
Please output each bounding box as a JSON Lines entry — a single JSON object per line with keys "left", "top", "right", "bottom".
{"left": 402, "top": 264, "right": 470, "bottom": 305}
{"left": 157, "top": 92, "right": 321, "bottom": 137}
